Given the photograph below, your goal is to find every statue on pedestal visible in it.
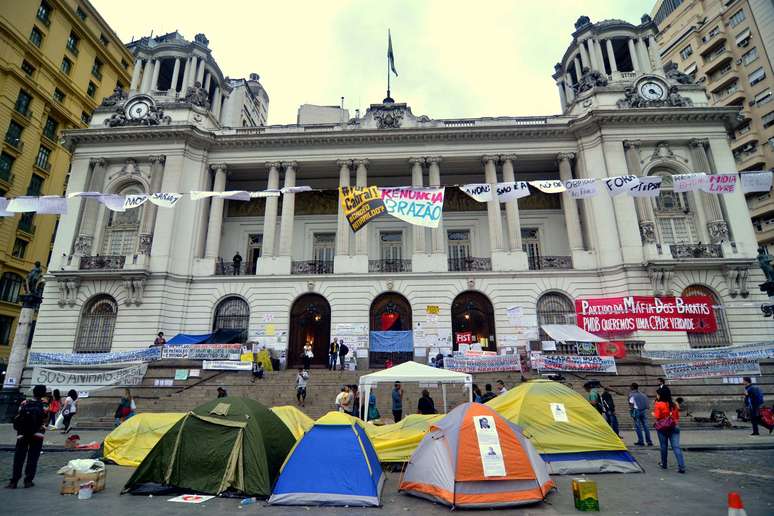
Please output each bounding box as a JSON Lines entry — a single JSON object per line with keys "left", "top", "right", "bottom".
{"left": 25, "top": 261, "right": 42, "bottom": 295}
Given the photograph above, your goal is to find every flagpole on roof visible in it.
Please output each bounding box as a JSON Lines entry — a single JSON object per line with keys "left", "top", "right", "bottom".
{"left": 386, "top": 29, "right": 391, "bottom": 102}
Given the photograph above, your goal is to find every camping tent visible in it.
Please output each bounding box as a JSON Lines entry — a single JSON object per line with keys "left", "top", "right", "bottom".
{"left": 400, "top": 402, "right": 554, "bottom": 509}
{"left": 358, "top": 361, "right": 472, "bottom": 416}
{"left": 269, "top": 412, "right": 385, "bottom": 507}
{"left": 365, "top": 414, "right": 443, "bottom": 462}
{"left": 123, "top": 397, "right": 295, "bottom": 497}
{"left": 487, "top": 379, "right": 641, "bottom": 474}
{"left": 103, "top": 413, "right": 184, "bottom": 467}
{"left": 270, "top": 405, "right": 314, "bottom": 440}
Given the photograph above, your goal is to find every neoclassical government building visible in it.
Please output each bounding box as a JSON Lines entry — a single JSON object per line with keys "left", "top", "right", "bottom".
{"left": 29, "top": 17, "right": 774, "bottom": 369}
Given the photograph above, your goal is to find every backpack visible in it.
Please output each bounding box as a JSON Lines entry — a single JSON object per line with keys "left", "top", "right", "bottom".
{"left": 13, "top": 400, "right": 44, "bottom": 436}
{"left": 339, "top": 344, "right": 349, "bottom": 356}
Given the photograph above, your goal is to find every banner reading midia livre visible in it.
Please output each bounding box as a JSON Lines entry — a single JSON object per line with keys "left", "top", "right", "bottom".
{"left": 339, "top": 186, "right": 385, "bottom": 232}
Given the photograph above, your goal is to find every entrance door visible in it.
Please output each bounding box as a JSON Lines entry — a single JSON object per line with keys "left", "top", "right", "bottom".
{"left": 289, "top": 293, "right": 331, "bottom": 368}
{"left": 369, "top": 292, "right": 413, "bottom": 368}
{"left": 451, "top": 291, "right": 496, "bottom": 351}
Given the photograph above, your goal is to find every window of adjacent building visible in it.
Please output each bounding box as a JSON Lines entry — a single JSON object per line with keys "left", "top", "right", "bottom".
{"left": 12, "top": 238, "right": 28, "bottom": 259}
{"left": 742, "top": 47, "right": 758, "bottom": 65}
{"left": 708, "top": 26, "right": 720, "bottom": 38}
{"left": 53, "top": 88, "right": 65, "bottom": 102}
{"left": 680, "top": 45, "right": 693, "bottom": 60}
{"left": 120, "top": 58, "right": 128, "bottom": 70}
{"left": 14, "top": 90, "right": 32, "bottom": 116}
{"left": 729, "top": 8, "right": 746, "bottom": 28}
{"left": 736, "top": 28, "right": 752, "bottom": 47}
{"left": 312, "top": 232, "right": 335, "bottom": 263}
{"left": 91, "top": 57, "right": 102, "bottom": 80}
{"left": 683, "top": 285, "right": 731, "bottom": 348}
{"left": 35, "top": 145, "right": 51, "bottom": 170}
{"left": 705, "top": 45, "right": 727, "bottom": 62}
{"left": 74, "top": 295, "right": 118, "bottom": 354}
{"left": 763, "top": 111, "right": 774, "bottom": 129}
{"left": 75, "top": 6, "right": 87, "bottom": 21}
{"left": 80, "top": 111, "right": 91, "bottom": 124}
{"left": 736, "top": 121, "right": 751, "bottom": 135}
{"left": 66, "top": 31, "right": 79, "bottom": 55}
{"left": 60, "top": 56, "right": 72, "bottom": 75}
{"left": 4, "top": 120, "right": 23, "bottom": 147}
{"left": 29, "top": 26, "right": 44, "bottom": 47}
{"left": 36, "top": 1, "right": 52, "bottom": 25}
{"left": 379, "top": 231, "right": 403, "bottom": 261}
{"left": 652, "top": 171, "right": 698, "bottom": 244}
{"left": 754, "top": 89, "right": 772, "bottom": 105}
{"left": 99, "top": 33, "right": 109, "bottom": 46}
{"left": 0, "top": 315, "right": 13, "bottom": 346}
{"left": 27, "top": 174, "right": 44, "bottom": 196}
{"left": 0, "top": 273, "right": 23, "bottom": 304}
{"left": 86, "top": 81, "right": 96, "bottom": 98}
{"left": 749, "top": 67, "right": 766, "bottom": 86}
{"left": 102, "top": 185, "right": 143, "bottom": 255}
{"left": 0, "top": 152, "right": 14, "bottom": 181}
{"left": 43, "top": 116, "right": 58, "bottom": 140}
{"left": 18, "top": 212, "right": 34, "bottom": 233}
{"left": 21, "top": 60, "right": 35, "bottom": 77}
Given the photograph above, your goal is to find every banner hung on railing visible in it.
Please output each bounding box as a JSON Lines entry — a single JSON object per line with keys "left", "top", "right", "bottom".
{"left": 379, "top": 187, "right": 445, "bottom": 228}
{"left": 339, "top": 186, "right": 385, "bottom": 233}
{"left": 30, "top": 364, "right": 148, "bottom": 391}
{"left": 576, "top": 296, "right": 717, "bottom": 335}
{"left": 161, "top": 343, "right": 242, "bottom": 360}
{"left": 604, "top": 175, "right": 640, "bottom": 196}
{"left": 28, "top": 348, "right": 162, "bottom": 366}
{"left": 530, "top": 353, "right": 617, "bottom": 373}
{"left": 641, "top": 342, "right": 774, "bottom": 361}
{"left": 445, "top": 354, "right": 521, "bottom": 373}
{"left": 741, "top": 171, "right": 773, "bottom": 193}
{"left": 661, "top": 358, "right": 761, "bottom": 380}
{"left": 460, "top": 182, "right": 530, "bottom": 202}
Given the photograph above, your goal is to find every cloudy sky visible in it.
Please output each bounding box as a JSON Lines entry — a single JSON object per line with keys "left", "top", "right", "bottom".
{"left": 93, "top": 0, "right": 655, "bottom": 124}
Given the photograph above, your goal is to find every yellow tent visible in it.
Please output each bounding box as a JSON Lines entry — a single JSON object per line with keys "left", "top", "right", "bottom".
{"left": 487, "top": 380, "right": 640, "bottom": 474}
{"left": 270, "top": 406, "right": 314, "bottom": 440}
{"left": 365, "top": 414, "right": 443, "bottom": 462}
{"left": 103, "top": 412, "right": 184, "bottom": 466}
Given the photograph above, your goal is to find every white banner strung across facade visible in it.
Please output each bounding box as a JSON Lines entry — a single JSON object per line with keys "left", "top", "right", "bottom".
{"left": 741, "top": 171, "right": 773, "bottom": 193}
{"left": 149, "top": 192, "right": 182, "bottom": 207}
{"left": 460, "top": 182, "right": 530, "bottom": 202}
{"left": 629, "top": 176, "right": 662, "bottom": 197}
{"left": 703, "top": 174, "right": 737, "bottom": 194}
{"left": 529, "top": 179, "right": 566, "bottom": 193}
{"left": 673, "top": 173, "right": 709, "bottom": 192}
{"left": 190, "top": 191, "right": 252, "bottom": 201}
{"left": 564, "top": 178, "right": 599, "bottom": 199}
{"left": 604, "top": 175, "right": 640, "bottom": 196}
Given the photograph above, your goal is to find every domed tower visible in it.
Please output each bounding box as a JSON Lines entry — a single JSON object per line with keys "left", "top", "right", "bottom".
{"left": 553, "top": 15, "right": 707, "bottom": 115}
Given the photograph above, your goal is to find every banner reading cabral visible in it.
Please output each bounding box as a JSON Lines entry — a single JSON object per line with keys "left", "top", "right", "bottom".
{"left": 576, "top": 296, "right": 717, "bottom": 335}
{"left": 339, "top": 186, "right": 385, "bottom": 233}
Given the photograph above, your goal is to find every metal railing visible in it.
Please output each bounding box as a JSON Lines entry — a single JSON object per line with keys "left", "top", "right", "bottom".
{"left": 670, "top": 244, "right": 723, "bottom": 259}
{"left": 79, "top": 255, "right": 126, "bottom": 270}
{"left": 528, "top": 255, "right": 573, "bottom": 270}
{"left": 368, "top": 259, "right": 412, "bottom": 273}
{"left": 291, "top": 260, "right": 333, "bottom": 275}
{"left": 214, "top": 260, "right": 245, "bottom": 275}
{"left": 448, "top": 257, "right": 492, "bottom": 272}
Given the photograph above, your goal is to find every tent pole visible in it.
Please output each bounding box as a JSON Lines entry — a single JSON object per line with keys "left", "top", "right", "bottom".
{"left": 442, "top": 384, "right": 447, "bottom": 413}
{"left": 468, "top": 380, "right": 473, "bottom": 402}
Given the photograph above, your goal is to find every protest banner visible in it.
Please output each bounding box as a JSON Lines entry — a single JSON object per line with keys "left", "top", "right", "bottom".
{"left": 202, "top": 360, "right": 252, "bottom": 371}
{"left": 661, "top": 358, "right": 761, "bottom": 380}
{"left": 495, "top": 181, "right": 530, "bottom": 202}
{"left": 460, "top": 183, "right": 494, "bottom": 202}
{"left": 148, "top": 192, "right": 182, "bottom": 207}
{"left": 597, "top": 341, "right": 626, "bottom": 359}
{"left": 124, "top": 194, "right": 149, "bottom": 209}
{"left": 31, "top": 364, "right": 148, "bottom": 391}
{"left": 673, "top": 173, "right": 709, "bottom": 193}
{"left": 641, "top": 342, "right": 774, "bottom": 361}
{"left": 455, "top": 332, "right": 474, "bottom": 345}
{"left": 629, "top": 176, "right": 662, "bottom": 198}
{"left": 604, "top": 175, "right": 640, "bottom": 196}
{"left": 575, "top": 342, "right": 597, "bottom": 355}
{"left": 339, "top": 186, "right": 385, "bottom": 232}
{"left": 740, "top": 171, "right": 772, "bottom": 193}
{"left": 702, "top": 174, "right": 737, "bottom": 194}
{"left": 564, "top": 178, "right": 599, "bottom": 199}
{"left": 576, "top": 295, "right": 716, "bottom": 335}
{"left": 379, "top": 187, "right": 445, "bottom": 228}
{"left": 334, "top": 323, "right": 368, "bottom": 335}
{"left": 28, "top": 348, "right": 161, "bottom": 366}
{"left": 531, "top": 354, "right": 617, "bottom": 373}
{"left": 444, "top": 354, "right": 521, "bottom": 373}
{"left": 529, "top": 180, "right": 565, "bottom": 193}
{"left": 161, "top": 344, "right": 242, "bottom": 360}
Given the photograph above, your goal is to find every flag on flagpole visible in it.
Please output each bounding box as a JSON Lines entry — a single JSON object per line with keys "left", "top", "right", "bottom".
{"left": 388, "top": 30, "right": 398, "bottom": 76}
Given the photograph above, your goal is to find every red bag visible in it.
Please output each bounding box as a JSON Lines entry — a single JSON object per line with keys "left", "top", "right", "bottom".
{"left": 761, "top": 407, "right": 774, "bottom": 430}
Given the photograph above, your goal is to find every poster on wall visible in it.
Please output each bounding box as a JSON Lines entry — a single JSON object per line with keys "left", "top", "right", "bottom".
{"left": 379, "top": 187, "right": 445, "bottom": 228}
{"left": 575, "top": 296, "right": 716, "bottom": 335}
{"left": 473, "top": 416, "right": 506, "bottom": 477}
{"left": 339, "top": 186, "right": 385, "bottom": 232}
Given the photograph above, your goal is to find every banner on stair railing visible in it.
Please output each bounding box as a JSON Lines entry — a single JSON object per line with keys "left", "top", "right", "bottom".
{"left": 445, "top": 354, "right": 521, "bottom": 373}
{"left": 161, "top": 344, "right": 242, "bottom": 360}
{"left": 28, "top": 348, "right": 161, "bottom": 366}
{"left": 530, "top": 353, "right": 618, "bottom": 373}
{"left": 661, "top": 358, "right": 761, "bottom": 380}
{"left": 202, "top": 360, "right": 252, "bottom": 371}
{"left": 30, "top": 364, "right": 148, "bottom": 391}
{"left": 642, "top": 342, "right": 774, "bottom": 362}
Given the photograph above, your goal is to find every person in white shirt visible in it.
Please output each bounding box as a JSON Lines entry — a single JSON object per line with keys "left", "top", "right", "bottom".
{"left": 337, "top": 385, "right": 352, "bottom": 413}
{"left": 496, "top": 380, "right": 508, "bottom": 395}
{"left": 295, "top": 368, "right": 309, "bottom": 407}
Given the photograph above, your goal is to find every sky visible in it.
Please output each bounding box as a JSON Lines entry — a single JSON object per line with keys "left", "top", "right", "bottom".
{"left": 92, "top": 0, "right": 655, "bottom": 124}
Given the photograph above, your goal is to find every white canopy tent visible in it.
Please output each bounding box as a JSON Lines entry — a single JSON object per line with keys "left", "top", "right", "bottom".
{"left": 358, "top": 361, "right": 473, "bottom": 416}
{"left": 541, "top": 324, "right": 608, "bottom": 343}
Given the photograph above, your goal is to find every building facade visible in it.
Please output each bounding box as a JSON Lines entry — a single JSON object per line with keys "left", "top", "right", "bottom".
{"left": 0, "top": 0, "right": 132, "bottom": 361}
{"left": 26, "top": 16, "right": 774, "bottom": 373}
{"left": 651, "top": 0, "right": 774, "bottom": 249}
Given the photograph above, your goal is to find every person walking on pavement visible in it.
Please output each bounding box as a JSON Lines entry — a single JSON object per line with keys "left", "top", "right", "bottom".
{"left": 296, "top": 368, "right": 309, "bottom": 407}
{"left": 6, "top": 384, "right": 48, "bottom": 489}
{"left": 653, "top": 389, "right": 686, "bottom": 474}
{"left": 743, "top": 377, "right": 764, "bottom": 436}
{"left": 232, "top": 251, "right": 243, "bottom": 275}
{"left": 329, "top": 338, "right": 339, "bottom": 371}
{"left": 392, "top": 381, "right": 403, "bottom": 422}
{"left": 338, "top": 340, "right": 349, "bottom": 371}
{"left": 628, "top": 383, "right": 653, "bottom": 446}
{"left": 480, "top": 384, "right": 497, "bottom": 403}
{"left": 60, "top": 390, "right": 78, "bottom": 434}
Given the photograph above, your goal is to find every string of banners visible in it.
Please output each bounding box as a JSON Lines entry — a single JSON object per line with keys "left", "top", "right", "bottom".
{"left": 1, "top": 171, "right": 771, "bottom": 228}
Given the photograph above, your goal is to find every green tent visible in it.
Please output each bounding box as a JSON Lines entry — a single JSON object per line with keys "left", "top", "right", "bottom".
{"left": 123, "top": 397, "right": 295, "bottom": 497}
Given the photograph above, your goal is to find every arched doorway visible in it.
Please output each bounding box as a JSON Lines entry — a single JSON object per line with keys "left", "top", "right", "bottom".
{"left": 289, "top": 293, "right": 331, "bottom": 368}
{"left": 451, "top": 291, "right": 496, "bottom": 351}
{"left": 212, "top": 296, "right": 250, "bottom": 342}
{"left": 369, "top": 292, "right": 413, "bottom": 368}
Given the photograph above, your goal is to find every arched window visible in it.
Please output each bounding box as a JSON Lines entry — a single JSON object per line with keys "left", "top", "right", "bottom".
{"left": 451, "top": 291, "right": 497, "bottom": 352}
{"left": 213, "top": 296, "right": 249, "bottom": 342}
{"left": 536, "top": 292, "right": 575, "bottom": 342}
{"left": 682, "top": 285, "right": 731, "bottom": 348}
{"left": 651, "top": 169, "right": 699, "bottom": 245}
{"left": 102, "top": 184, "right": 144, "bottom": 255}
{"left": 74, "top": 295, "right": 118, "bottom": 353}
{"left": 0, "top": 272, "right": 23, "bottom": 303}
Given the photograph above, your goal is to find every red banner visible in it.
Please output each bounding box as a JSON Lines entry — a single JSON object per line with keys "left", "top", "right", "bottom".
{"left": 597, "top": 341, "right": 626, "bottom": 359}
{"left": 576, "top": 296, "right": 716, "bottom": 336}
{"left": 455, "top": 332, "right": 474, "bottom": 345}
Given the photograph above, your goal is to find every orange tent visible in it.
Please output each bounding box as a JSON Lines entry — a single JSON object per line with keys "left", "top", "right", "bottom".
{"left": 399, "top": 402, "right": 554, "bottom": 509}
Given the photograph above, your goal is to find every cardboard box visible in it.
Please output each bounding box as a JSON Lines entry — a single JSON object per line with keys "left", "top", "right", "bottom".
{"left": 60, "top": 469, "right": 106, "bottom": 495}
{"left": 571, "top": 478, "right": 599, "bottom": 512}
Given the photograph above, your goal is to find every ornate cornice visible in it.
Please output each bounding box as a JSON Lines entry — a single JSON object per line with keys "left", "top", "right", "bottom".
{"left": 481, "top": 155, "right": 499, "bottom": 164}
{"left": 426, "top": 156, "right": 443, "bottom": 164}
{"left": 500, "top": 154, "right": 518, "bottom": 162}
{"left": 209, "top": 163, "right": 228, "bottom": 172}
{"left": 89, "top": 157, "right": 108, "bottom": 168}
{"left": 354, "top": 159, "right": 370, "bottom": 167}
{"left": 623, "top": 139, "right": 641, "bottom": 150}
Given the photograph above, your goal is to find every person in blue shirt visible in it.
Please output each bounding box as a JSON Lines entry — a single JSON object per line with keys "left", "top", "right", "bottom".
{"left": 472, "top": 384, "right": 482, "bottom": 403}
{"left": 392, "top": 381, "right": 403, "bottom": 422}
{"left": 743, "top": 377, "right": 764, "bottom": 436}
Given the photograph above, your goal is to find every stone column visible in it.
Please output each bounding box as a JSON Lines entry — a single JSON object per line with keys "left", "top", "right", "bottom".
{"left": 170, "top": 58, "right": 181, "bottom": 93}
{"left": 203, "top": 72, "right": 212, "bottom": 91}
{"left": 573, "top": 56, "right": 583, "bottom": 81}
{"left": 130, "top": 59, "right": 142, "bottom": 92}
{"left": 626, "top": 38, "right": 641, "bottom": 72}
{"left": 623, "top": 141, "right": 657, "bottom": 248}
{"left": 204, "top": 164, "right": 228, "bottom": 259}
{"left": 335, "top": 160, "right": 352, "bottom": 257}
{"left": 690, "top": 139, "right": 728, "bottom": 243}
{"left": 483, "top": 155, "right": 505, "bottom": 255}
{"left": 196, "top": 59, "right": 206, "bottom": 84}
{"left": 261, "top": 162, "right": 281, "bottom": 258}
{"left": 605, "top": 39, "right": 618, "bottom": 72}
{"left": 593, "top": 39, "right": 606, "bottom": 72}
{"left": 140, "top": 59, "right": 154, "bottom": 93}
{"left": 579, "top": 41, "right": 590, "bottom": 69}
{"left": 354, "top": 159, "right": 369, "bottom": 256}
{"left": 139, "top": 155, "right": 166, "bottom": 255}
{"left": 278, "top": 162, "right": 297, "bottom": 257}
{"left": 585, "top": 39, "right": 598, "bottom": 70}
{"left": 150, "top": 59, "right": 161, "bottom": 92}
{"left": 188, "top": 56, "right": 199, "bottom": 87}
{"left": 648, "top": 34, "right": 661, "bottom": 70}
{"left": 427, "top": 157, "right": 446, "bottom": 256}
{"left": 557, "top": 81, "right": 568, "bottom": 107}
{"left": 74, "top": 158, "right": 108, "bottom": 255}
{"left": 2, "top": 294, "right": 42, "bottom": 390}
{"left": 212, "top": 87, "right": 221, "bottom": 118}
{"left": 181, "top": 57, "right": 191, "bottom": 90}
{"left": 563, "top": 76, "right": 575, "bottom": 103}
{"left": 410, "top": 158, "right": 426, "bottom": 256}
{"left": 637, "top": 38, "right": 652, "bottom": 72}
{"left": 501, "top": 155, "right": 522, "bottom": 252}
{"left": 557, "top": 153, "right": 584, "bottom": 253}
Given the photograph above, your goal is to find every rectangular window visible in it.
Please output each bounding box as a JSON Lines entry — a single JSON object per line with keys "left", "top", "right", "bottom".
{"left": 99, "top": 33, "right": 109, "bottom": 46}
{"left": 21, "top": 60, "right": 35, "bottom": 76}
{"left": 27, "top": 174, "right": 44, "bottom": 196}
{"left": 53, "top": 88, "right": 65, "bottom": 102}
{"left": 0, "top": 152, "right": 14, "bottom": 181}
{"left": 754, "top": 89, "right": 772, "bottom": 105}
{"left": 749, "top": 67, "right": 766, "bottom": 86}
{"left": 447, "top": 229, "right": 471, "bottom": 262}
{"left": 742, "top": 47, "right": 758, "bottom": 65}
{"left": 120, "top": 58, "right": 128, "bottom": 70}
{"left": 86, "top": 81, "right": 96, "bottom": 98}
{"left": 60, "top": 56, "right": 72, "bottom": 75}
{"left": 91, "top": 58, "right": 102, "bottom": 80}
{"left": 729, "top": 8, "right": 746, "bottom": 28}
{"left": 312, "top": 232, "right": 335, "bottom": 263}
{"left": 14, "top": 90, "right": 32, "bottom": 116}
{"left": 736, "top": 28, "right": 752, "bottom": 47}
{"left": 521, "top": 229, "right": 542, "bottom": 270}
{"left": 66, "top": 32, "right": 79, "bottom": 55}
{"left": 4, "top": 121, "right": 23, "bottom": 147}
{"left": 75, "top": 6, "right": 87, "bottom": 21}
{"left": 763, "top": 111, "right": 774, "bottom": 129}
{"left": 18, "top": 212, "right": 34, "bottom": 233}
{"left": 36, "top": 1, "right": 52, "bottom": 25}
{"left": 0, "top": 315, "right": 13, "bottom": 346}
{"left": 12, "top": 239, "right": 28, "bottom": 259}
{"left": 379, "top": 231, "right": 403, "bottom": 261}
{"left": 680, "top": 45, "right": 693, "bottom": 59}
{"left": 43, "top": 116, "right": 58, "bottom": 140}
{"left": 80, "top": 111, "right": 91, "bottom": 124}
{"left": 708, "top": 26, "right": 720, "bottom": 38}
{"left": 29, "top": 26, "right": 44, "bottom": 47}
{"left": 35, "top": 146, "right": 51, "bottom": 170}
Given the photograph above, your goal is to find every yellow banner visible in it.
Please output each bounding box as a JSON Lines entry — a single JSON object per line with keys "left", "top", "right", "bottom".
{"left": 339, "top": 186, "right": 385, "bottom": 233}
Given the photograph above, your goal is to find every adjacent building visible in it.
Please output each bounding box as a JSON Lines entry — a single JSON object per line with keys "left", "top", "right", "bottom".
{"left": 651, "top": 0, "right": 774, "bottom": 249}
{"left": 0, "top": 0, "right": 132, "bottom": 362}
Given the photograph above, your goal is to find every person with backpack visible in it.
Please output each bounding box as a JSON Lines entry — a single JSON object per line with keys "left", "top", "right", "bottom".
{"left": 338, "top": 341, "right": 349, "bottom": 371}
{"left": 743, "top": 377, "right": 765, "bottom": 436}
{"left": 6, "top": 385, "right": 48, "bottom": 489}
{"left": 60, "top": 390, "right": 78, "bottom": 434}
{"left": 653, "top": 389, "right": 685, "bottom": 473}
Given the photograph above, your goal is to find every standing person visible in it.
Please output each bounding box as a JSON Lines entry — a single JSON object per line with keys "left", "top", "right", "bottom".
{"left": 303, "top": 341, "right": 313, "bottom": 370}
{"left": 47, "top": 389, "right": 61, "bottom": 428}
{"left": 6, "top": 385, "right": 47, "bottom": 489}
{"left": 743, "top": 377, "right": 764, "bottom": 436}
{"left": 417, "top": 389, "right": 437, "bottom": 415}
{"left": 335, "top": 386, "right": 347, "bottom": 412}
{"left": 391, "top": 381, "right": 403, "bottom": 422}
{"left": 338, "top": 340, "right": 349, "bottom": 371}
{"left": 628, "top": 383, "right": 653, "bottom": 446}
{"left": 296, "top": 368, "right": 309, "bottom": 407}
{"left": 656, "top": 378, "right": 671, "bottom": 401}
{"left": 232, "top": 251, "right": 243, "bottom": 275}
{"left": 350, "top": 385, "right": 360, "bottom": 417}
{"left": 480, "top": 384, "right": 497, "bottom": 403}
{"left": 60, "top": 390, "right": 78, "bottom": 434}
{"left": 114, "top": 389, "right": 136, "bottom": 427}
{"left": 152, "top": 332, "right": 166, "bottom": 347}
{"left": 600, "top": 386, "right": 620, "bottom": 437}
{"left": 217, "top": 386, "right": 228, "bottom": 398}
{"left": 251, "top": 355, "right": 264, "bottom": 382}
{"left": 339, "top": 385, "right": 353, "bottom": 414}
{"left": 367, "top": 390, "right": 380, "bottom": 422}
{"left": 653, "top": 390, "right": 686, "bottom": 473}
{"left": 584, "top": 382, "right": 603, "bottom": 414}
{"left": 496, "top": 380, "right": 508, "bottom": 395}
{"left": 329, "top": 338, "right": 339, "bottom": 371}
{"left": 472, "top": 384, "right": 482, "bottom": 403}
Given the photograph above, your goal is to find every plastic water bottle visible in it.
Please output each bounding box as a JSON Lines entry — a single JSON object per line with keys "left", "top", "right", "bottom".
{"left": 239, "top": 497, "right": 257, "bottom": 506}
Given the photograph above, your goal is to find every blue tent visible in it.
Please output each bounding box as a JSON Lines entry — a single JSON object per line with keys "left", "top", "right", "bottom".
{"left": 268, "top": 412, "right": 384, "bottom": 507}
{"left": 166, "top": 329, "right": 244, "bottom": 344}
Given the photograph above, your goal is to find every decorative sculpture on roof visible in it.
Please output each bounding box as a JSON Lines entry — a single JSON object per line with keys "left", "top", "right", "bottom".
{"left": 100, "top": 85, "right": 127, "bottom": 107}
{"left": 105, "top": 94, "right": 171, "bottom": 127}
{"left": 183, "top": 81, "right": 211, "bottom": 109}
{"left": 194, "top": 33, "right": 209, "bottom": 46}
{"left": 641, "top": 14, "right": 653, "bottom": 24}
{"left": 574, "top": 67, "right": 608, "bottom": 93}
{"left": 373, "top": 104, "right": 405, "bottom": 129}
{"left": 25, "top": 261, "right": 42, "bottom": 295}
{"left": 575, "top": 16, "right": 591, "bottom": 30}
{"left": 663, "top": 62, "right": 694, "bottom": 84}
